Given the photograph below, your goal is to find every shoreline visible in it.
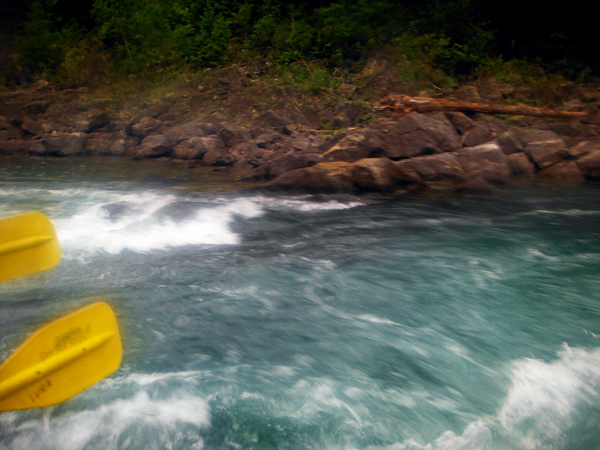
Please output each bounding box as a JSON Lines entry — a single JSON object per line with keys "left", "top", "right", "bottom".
{"left": 2, "top": 82, "right": 600, "bottom": 197}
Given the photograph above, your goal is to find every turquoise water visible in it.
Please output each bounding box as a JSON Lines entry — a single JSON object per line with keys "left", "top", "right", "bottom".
{"left": 1, "top": 157, "right": 600, "bottom": 449}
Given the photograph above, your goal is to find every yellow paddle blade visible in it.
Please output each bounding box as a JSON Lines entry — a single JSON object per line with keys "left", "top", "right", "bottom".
{"left": 0, "top": 302, "right": 123, "bottom": 412}
{"left": 0, "top": 212, "right": 61, "bottom": 283}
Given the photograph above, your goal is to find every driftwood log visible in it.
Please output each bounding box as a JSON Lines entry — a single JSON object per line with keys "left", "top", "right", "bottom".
{"left": 377, "top": 95, "right": 588, "bottom": 118}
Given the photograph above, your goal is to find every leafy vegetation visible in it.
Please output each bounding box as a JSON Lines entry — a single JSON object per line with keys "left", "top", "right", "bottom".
{"left": 1, "top": 0, "right": 598, "bottom": 88}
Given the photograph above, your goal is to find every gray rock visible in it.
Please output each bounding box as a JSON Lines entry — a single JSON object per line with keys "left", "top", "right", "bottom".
{"left": 508, "top": 153, "right": 535, "bottom": 176}
{"left": 320, "top": 131, "right": 383, "bottom": 162}
{"left": 40, "top": 132, "right": 87, "bottom": 156}
{"left": 576, "top": 149, "right": 600, "bottom": 179}
{"left": 394, "top": 153, "right": 464, "bottom": 182}
{"left": 539, "top": 161, "right": 585, "bottom": 184}
{"left": 351, "top": 158, "right": 400, "bottom": 192}
{"left": 497, "top": 131, "right": 523, "bottom": 155}
{"left": 269, "top": 161, "right": 354, "bottom": 193}
{"left": 517, "top": 129, "right": 568, "bottom": 169}
{"left": 172, "top": 137, "right": 209, "bottom": 160}
{"left": 445, "top": 112, "right": 474, "bottom": 135}
{"left": 135, "top": 134, "right": 171, "bottom": 158}
{"left": 256, "top": 152, "right": 320, "bottom": 179}
{"left": 373, "top": 113, "right": 460, "bottom": 159}
{"left": 165, "top": 123, "right": 206, "bottom": 145}
{"left": 20, "top": 117, "right": 45, "bottom": 136}
{"left": 457, "top": 143, "right": 510, "bottom": 184}
{"left": 463, "top": 124, "right": 494, "bottom": 147}
{"left": 130, "top": 117, "right": 162, "bottom": 139}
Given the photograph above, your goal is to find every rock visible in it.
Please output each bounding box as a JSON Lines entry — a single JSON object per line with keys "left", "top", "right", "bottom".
{"left": 109, "top": 139, "right": 128, "bottom": 156}
{"left": 539, "top": 161, "right": 585, "bottom": 184}
{"left": 394, "top": 153, "right": 464, "bottom": 182}
{"left": 198, "top": 138, "right": 229, "bottom": 165}
{"left": 129, "top": 117, "right": 162, "bottom": 139}
{"left": 39, "top": 132, "right": 86, "bottom": 156}
{"left": 577, "top": 149, "right": 600, "bottom": 179}
{"left": 253, "top": 131, "right": 284, "bottom": 149}
{"left": 20, "top": 117, "right": 45, "bottom": 136}
{"left": 172, "top": 137, "right": 210, "bottom": 160}
{"left": 230, "top": 143, "right": 266, "bottom": 167}
{"left": 508, "top": 153, "right": 535, "bottom": 176}
{"left": 86, "top": 136, "right": 114, "bottom": 155}
{"left": 165, "top": 123, "right": 205, "bottom": 145}
{"left": 269, "top": 161, "right": 354, "bottom": 193}
{"left": 351, "top": 158, "right": 400, "bottom": 192}
{"left": 445, "top": 112, "right": 474, "bottom": 135}
{"left": 135, "top": 135, "right": 171, "bottom": 159}
{"left": 373, "top": 113, "right": 460, "bottom": 159}
{"left": 219, "top": 126, "right": 251, "bottom": 147}
{"left": 256, "top": 152, "right": 320, "bottom": 179}
{"left": 463, "top": 124, "right": 494, "bottom": 147}
{"left": 517, "top": 129, "right": 568, "bottom": 169}
{"left": 568, "top": 140, "right": 600, "bottom": 159}
{"left": 497, "top": 131, "right": 523, "bottom": 155}
{"left": 0, "top": 140, "right": 42, "bottom": 155}
{"left": 86, "top": 112, "right": 111, "bottom": 132}
{"left": 321, "top": 131, "right": 384, "bottom": 162}
{"left": 457, "top": 143, "right": 510, "bottom": 184}
{"left": 456, "top": 177, "right": 497, "bottom": 195}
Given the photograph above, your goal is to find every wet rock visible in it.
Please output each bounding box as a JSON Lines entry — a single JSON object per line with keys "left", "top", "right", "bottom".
{"left": 456, "top": 177, "right": 497, "bottom": 195}
{"left": 351, "top": 158, "right": 400, "bottom": 192}
{"left": 165, "top": 123, "right": 206, "bottom": 145}
{"left": 576, "top": 149, "right": 600, "bottom": 179}
{"left": 269, "top": 161, "right": 354, "bottom": 193}
{"left": 256, "top": 152, "right": 320, "bottom": 179}
{"left": 129, "top": 117, "right": 162, "bottom": 139}
{"left": 85, "top": 112, "right": 111, "bottom": 133}
{"left": 497, "top": 131, "right": 523, "bottom": 155}
{"left": 517, "top": 129, "right": 568, "bottom": 169}
{"left": 463, "top": 124, "right": 494, "bottom": 147}
{"left": 39, "top": 132, "right": 86, "bottom": 156}
{"left": 172, "top": 137, "right": 210, "bottom": 160}
{"left": 394, "top": 153, "right": 464, "bottom": 182}
{"left": 445, "top": 112, "right": 474, "bottom": 135}
{"left": 539, "top": 161, "right": 585, "bottom": 184}
{"left": 373, "top": 113, "right": 460, "bottom": 159}
{"left": 135, "top": 134, "right": 171, "bottom": 159}
{"left": 109, "top": 139, "right": 128, "bottom": 156}
{"left": 508, "top": 153, "right": 535, "bottom": 176}
{"left": 20, "top": 117, "right": 45, "bottom": 136}
{"left": 86, "top": 135, "right": 114, "bottom": 155}
{"left": 457, "top": 143, "right": 510, "bottom": 184}
{"left": 321, "top": 131, "right": 384, "bottom": 162}
{"left": 0, "top": 140, "right": 42, "bottom": 155}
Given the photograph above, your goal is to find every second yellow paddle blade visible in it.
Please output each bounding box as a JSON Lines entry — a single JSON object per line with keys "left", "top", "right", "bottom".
{"left": 0, "top": 302, "right": 123, "bottom": 412}
{"left": 0, "top": 212, "right": 61, "bottom": 283}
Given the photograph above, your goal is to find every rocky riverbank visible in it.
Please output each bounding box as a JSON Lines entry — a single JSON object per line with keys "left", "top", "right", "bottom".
{"left": 2, "top": 78, "right": 600, "bottom": 196}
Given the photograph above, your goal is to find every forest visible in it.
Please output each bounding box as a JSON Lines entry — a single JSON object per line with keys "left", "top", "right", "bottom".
{"left": 0, "top": 0, "right": 597, "bottom": 87}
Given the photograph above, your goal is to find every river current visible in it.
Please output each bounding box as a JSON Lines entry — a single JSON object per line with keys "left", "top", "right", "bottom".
{"left": 1, "top": 157, "right": 600, "bottom": 450}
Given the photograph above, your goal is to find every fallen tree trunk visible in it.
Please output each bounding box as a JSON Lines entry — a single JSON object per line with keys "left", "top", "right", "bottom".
{"left": 377, "top": 95, "right": 588, "bottom": 118}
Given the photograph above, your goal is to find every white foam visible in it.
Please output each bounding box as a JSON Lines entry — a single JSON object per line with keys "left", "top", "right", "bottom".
{"left": 379, "top": 344, "right": 600, "bottom": 450}
{"left": 1, "top": 391, "right": 209, "bottom": 450}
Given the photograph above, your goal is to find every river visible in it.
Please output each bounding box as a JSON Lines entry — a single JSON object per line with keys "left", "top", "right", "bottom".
{"left": 1, "top": 156, "right": 600, "bottom": 450}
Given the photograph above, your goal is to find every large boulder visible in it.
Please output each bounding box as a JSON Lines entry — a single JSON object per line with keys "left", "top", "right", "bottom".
{"left": 577, "top": 149, "right": 600, "bottom": 179}
{"left": 172, "top": 137, "right": 211, "bottom": 160}
{"left": 518, "top": 129, "right": 568, "bottom": 169}
{"left": 320, "top": 131, "right": 383, "bottom": 162}
{"left": 463, "top": 124, "right": 494, "bottom": 147}
{"left": 351, "top": 158, "right": 400, "bottom": 192}
{"left": 231, "top": 142, "right": 267, "bottom": 167}
{"left": 269, "top": 161, "right": 354, "bottom": 193}
{"left": 445, "top": 112, "right": 474, "bottom": 135}
{"left": 457, "top": 143, "right": 510, "bottom": 184}
{"left": 39, "top": 132, "right": 87, "bottom": 156}
{"left": 129, "top": 117, "right": 162, "bottom": 140}
{"left": 0, "top": 140, "right": 43, "bottom": 155}
{"left": 165, "top": 123, "right": 206, "bottom": 145}
{"left": 539, "top": 161, "right": 585, "bottom": 184}
{"left": 394, "top": 153, "right": 464, "bottom": 182}
{"left": 20, "top": 117, "right": 45, "bottom": 136}
{"left": 508, "top": 153, "right": 535, "bottom": 176}
{"left": 497, "top": 131, "right": 523, "bottom": 155}
{"left": 134, "top": 134, "right": 171, "bottom": 158}
{"left": 255, "top": 152, "right": 320, "bottom": 179}
{"left": 372, "top": 113, "right": 460, "bottom": 159}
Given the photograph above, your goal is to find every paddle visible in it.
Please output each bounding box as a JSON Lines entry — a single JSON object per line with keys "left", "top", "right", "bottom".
{"left": 0, "top": 302, "right": 123, "bottom": 412}
{"left": 0, "top": 212, "right": 61, "bottom": 283}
